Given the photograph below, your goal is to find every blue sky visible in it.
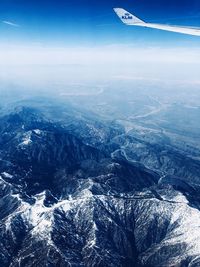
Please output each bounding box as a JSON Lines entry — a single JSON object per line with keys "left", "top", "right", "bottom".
{"left": 0, "top": 0, "right": 200, "bottom": 70}
{"left": 0, "top": 1, "right": 200, "bottom": 92}
{"left": 1, "top": 0, "right": 200, "bottom": 47}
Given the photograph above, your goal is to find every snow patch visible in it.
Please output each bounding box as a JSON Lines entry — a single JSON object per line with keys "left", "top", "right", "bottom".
{"left": 21, "top": 191, "right": 52, "bottom": 241}
{"left": 80, "top": 188, "right": 93, "bottom": 199}
{"left": 0, "top": 176, "right": 7, "bottom": 190}
{"left": 167, "top": 203, "right": 200, "bottom": 255}
{"left": 2, "top": 172, "right": 13, "bottom": 179}
{"left": 20, "top": 131, "right": 32, "bottom": 146}
{"left": 87, "top": 222, "right": 98, "bottom": 248}
{"left": 161, "top": 191, "right": 189, "bottom": 204}
{"left": 23, "top": 191, "right": 73, "bottom": 241}
{"left": 33, "top": 129, "right": 41, "bottom": 135}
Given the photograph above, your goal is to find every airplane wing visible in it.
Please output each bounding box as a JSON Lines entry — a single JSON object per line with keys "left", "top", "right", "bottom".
{"left": 114, "top": 8, "right": 200, "bottom": 36}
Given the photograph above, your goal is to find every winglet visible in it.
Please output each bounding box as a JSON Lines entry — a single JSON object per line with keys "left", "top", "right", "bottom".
{"left": 113, "top": 8, "right": 145, "bottom": 25}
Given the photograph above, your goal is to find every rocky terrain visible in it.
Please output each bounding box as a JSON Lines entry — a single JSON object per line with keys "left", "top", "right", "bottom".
{"left": 0, "top": 97, "right": 200, "bottom": 267}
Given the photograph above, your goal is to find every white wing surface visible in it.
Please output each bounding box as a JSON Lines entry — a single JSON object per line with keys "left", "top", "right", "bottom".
{"left": 114, "top": 8, "right": 200, "bottom": 36}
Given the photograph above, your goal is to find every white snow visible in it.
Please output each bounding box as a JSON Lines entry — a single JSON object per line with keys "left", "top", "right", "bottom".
{"left": 22, "top": 191, "right": 73, "bottom": 241}
{"left": 5, "top": 217, "right": 12, "bottom": 232}
{"left": 33, "top": 129, "right": 41, "bottom": 135}
{"left": 0, "top": 175, "right": 8, "bottom": 189}
{"left": 140, "top": 196, "right": 200, "bottom": 264}
{"left": 20, "top": 131, "right": 32, "bottom": 146}
{"left": 86, "top": 222, "right": 98, "bottom": 248}
{"left": 2, "top": 172, "right": 13, "bottom": 179}
{"left": 80, "top": 189, "right": 93, "bottom": 199}
{"left": 161, "top": 191, "right": 189, "bottom": 204}
{"left": 23, "top": 192, "right": 53, "bottom": 240}
{"left": 166, "top": 203, "right": 200, "bottom": 255}
{"left": 22, "top": 138, "right": 32, "bottom": 145}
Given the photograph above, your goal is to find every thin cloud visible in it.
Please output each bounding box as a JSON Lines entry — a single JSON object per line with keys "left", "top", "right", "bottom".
{"left": 2, "top": 20, "right": 20, "bottom": 27}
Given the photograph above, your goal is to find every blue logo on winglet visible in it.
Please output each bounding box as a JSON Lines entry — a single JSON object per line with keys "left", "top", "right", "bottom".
{"left": 122, "top": 13, "right": 133, "bottom": 20}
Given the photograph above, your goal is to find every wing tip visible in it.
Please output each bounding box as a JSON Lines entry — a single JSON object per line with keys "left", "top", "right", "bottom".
{"left": 113, "top": 8, "right": 145, "bottom": 25}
